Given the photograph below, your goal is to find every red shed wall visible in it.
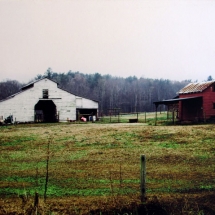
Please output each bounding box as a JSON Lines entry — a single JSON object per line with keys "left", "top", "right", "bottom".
{"left": 202, "top": 86, "right": 215, "bottom": 118}
{"left": 179, "top": 85, "right": 215, "bottom": 121}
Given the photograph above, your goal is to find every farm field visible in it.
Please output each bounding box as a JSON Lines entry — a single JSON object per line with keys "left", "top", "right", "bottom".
{"left": 0, "top": 121, "right": 215, "bottom": 214}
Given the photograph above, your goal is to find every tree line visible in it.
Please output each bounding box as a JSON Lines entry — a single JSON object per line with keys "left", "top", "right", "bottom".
{"left": 0, "top": 68, "right": 191, "bottom": 114}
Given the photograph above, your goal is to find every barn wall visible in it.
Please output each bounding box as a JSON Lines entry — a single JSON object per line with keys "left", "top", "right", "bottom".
{"left": 34, "top": 79, "right": 77, "bottom": 121}
{"left": 0, "top": 78, "right": 98, "bottom": 122}
{"left": 0, "top": 89, "right": 35, "bottom": 122}
{"left": 54, "top": 90, "right": 76, "bottom": 121}
{"left": 201, "top": 86, "right": 215, "bottom": 118}
{"left": 76, "top": 97, "right": 82, "bottom": 107}
{"left": 179, "top": 85, "right": 215, "bottom": 121}
{"left": 76, "top": 97, "right": 98, "bottom": 109}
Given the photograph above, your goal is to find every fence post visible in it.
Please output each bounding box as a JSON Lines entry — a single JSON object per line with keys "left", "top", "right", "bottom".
{"left": 34, "top": 192, "right": 39, "bottom": 207}
{"left": 140, "top": 154, "right": 146, "bottom": 203}
{"left": 155, "top": 106, "right": 158, "bottom": 126}
{"left": 34, "top": 192, "right": 39, "bottom": 214}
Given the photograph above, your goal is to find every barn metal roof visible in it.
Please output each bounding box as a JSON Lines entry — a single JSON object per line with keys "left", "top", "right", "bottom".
{"left": 0, "top": 77, "right": 99, "bottom": 103}
{"left": 21, "top": 77, "right": 58, "bottom": 90}
{"left": 178, "top": 80, "right": 215, "bottom": 94}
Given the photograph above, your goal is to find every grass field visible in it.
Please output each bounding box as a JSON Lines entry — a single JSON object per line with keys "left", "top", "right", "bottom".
{"left": 0, "top": 119, "right": 215, "bottom": 214}
{"left": 99, "top": 111, "right": 167, "bottom": 124}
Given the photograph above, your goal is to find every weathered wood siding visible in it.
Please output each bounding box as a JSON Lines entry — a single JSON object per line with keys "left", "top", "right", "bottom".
{"left": 76, "top": 97, "right": 98, "bottom": 109}
{"left": 202, "top": 86, "right": 215, "bottom": 118}
{"left": 0, "top": 89, "right": 35, "bottom": 122}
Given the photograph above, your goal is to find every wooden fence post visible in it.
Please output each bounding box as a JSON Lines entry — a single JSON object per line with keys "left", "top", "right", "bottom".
{"left": 140, "top": 154, "right": 146, "bottom": 203}
{"left": 34, "top": 192, "right": 39, "bottom": 214}
{"left": 34, "top": 192, "right": 39, "bottom": 207}
{"left": 155, "top": 106, "right": 158, "bottom": 126}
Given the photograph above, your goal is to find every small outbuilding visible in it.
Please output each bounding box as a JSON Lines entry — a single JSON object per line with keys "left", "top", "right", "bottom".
{"left": 154, "top": 80, "right": 215, "bottom": 123}
{"left": 0, "top": 77, "right": 98, "bottom": 123}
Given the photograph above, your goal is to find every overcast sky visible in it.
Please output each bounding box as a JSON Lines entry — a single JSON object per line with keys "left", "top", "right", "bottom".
{"left": 0, "top": 0, "right": 215, "bottom": 83}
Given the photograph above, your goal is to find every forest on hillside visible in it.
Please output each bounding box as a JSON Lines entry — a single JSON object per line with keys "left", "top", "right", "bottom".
{"left": 0, "top": 68, "right": 191, "bottom": 114}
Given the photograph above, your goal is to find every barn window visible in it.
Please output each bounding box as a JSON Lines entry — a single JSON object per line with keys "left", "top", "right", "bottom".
{"left": 213, "top": 103, "right": 215, "bottom": 109}
{"left": 43, "top": 89, "right": 49, "bottom": 99}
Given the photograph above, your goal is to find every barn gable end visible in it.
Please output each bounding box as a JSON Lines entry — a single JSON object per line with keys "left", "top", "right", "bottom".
{"left": 0, "top": 77, "right": 98, "bottom": 123}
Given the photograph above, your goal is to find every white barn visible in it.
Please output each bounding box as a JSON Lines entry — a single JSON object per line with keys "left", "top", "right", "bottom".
{"left": 0, "top": 77, "right": 98, "bottom": 123}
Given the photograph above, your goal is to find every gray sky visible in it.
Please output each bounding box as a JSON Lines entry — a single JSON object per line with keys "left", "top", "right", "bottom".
{"left": 0, "top": 0, "right": 215, "bottom": 83}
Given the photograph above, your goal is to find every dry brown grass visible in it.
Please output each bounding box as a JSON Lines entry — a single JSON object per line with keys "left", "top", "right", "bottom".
{"left": 0, "top": 122, "right": 215, "bottom": 214}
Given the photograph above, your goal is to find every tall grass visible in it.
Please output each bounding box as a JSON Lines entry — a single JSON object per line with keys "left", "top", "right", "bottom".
{"left": 0, "top": 123, "right": 215, "bottom": 214}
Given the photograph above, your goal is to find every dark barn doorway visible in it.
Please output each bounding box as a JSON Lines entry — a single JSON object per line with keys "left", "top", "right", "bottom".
{"left": 35, "top": 100, "right": 58, "bottom": 122}
{"left": 181, "top": 97, "right": 203, "bottom": 121}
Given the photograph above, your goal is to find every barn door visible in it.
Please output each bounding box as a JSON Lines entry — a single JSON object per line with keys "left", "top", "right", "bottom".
{"left": 35, "top": 100, "right": 57, "bottom": 122}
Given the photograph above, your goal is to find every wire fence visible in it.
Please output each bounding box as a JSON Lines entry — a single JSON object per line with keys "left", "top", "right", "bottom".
{"left": 100, "top": 111, "right": 168, "bottom": 123}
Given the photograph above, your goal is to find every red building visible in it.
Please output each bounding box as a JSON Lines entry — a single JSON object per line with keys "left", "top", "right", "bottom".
{"left": 154, "top": 80, "right": 215, "bottom": 122}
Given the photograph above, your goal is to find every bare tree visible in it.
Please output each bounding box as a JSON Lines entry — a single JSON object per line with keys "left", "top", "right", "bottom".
{"left": 0, "top": 80, "right": 22, "bottom": 100}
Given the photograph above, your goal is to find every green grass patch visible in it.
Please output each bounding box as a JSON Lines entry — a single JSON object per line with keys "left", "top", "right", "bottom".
{"left": 158, "top": 142, "right": 180, "bottom": 149}
{"left": 1, "top": 136, "right": 37, "bottom": 147}
{"left": 1, "top": 123, "right": 215, "bottom": 201}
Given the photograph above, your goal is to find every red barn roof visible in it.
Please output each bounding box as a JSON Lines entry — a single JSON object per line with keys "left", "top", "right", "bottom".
{"left": 178, "top": 80, "right": 215, "bottom": 94}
